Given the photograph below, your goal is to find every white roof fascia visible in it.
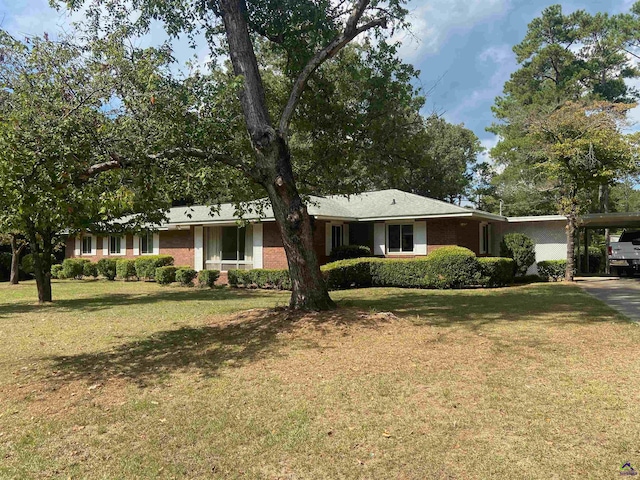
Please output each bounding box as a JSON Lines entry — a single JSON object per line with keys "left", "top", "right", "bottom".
{"left": 165, "top": 218, "right": 276, "bottom": 227}
{"left": 356, "top": 212, "right": 475, "bottom": 222}
{"left": 507, "top": 215, "right": 566, "bottom": 223}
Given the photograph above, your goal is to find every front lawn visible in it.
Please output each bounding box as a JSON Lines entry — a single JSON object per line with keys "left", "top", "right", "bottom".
{"left": 0, "top": 280, "right": 639, "bottom": 478}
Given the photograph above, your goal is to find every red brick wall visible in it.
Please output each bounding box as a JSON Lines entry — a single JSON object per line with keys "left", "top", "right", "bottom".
{"left": 160, "top": 228, "right": 194, "bottom": 268}
{"left": 427, "top": 219, "right": 481, "bottom": 255}
{"left": 263, "top": 222, "right": 288, "bottom": 269}
{"left": 65, "top": 230, "right": 195, "bottom": 267}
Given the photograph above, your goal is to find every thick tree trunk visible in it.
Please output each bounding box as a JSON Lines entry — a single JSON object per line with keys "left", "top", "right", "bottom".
{"left": 27, "top": 230, "right": 53, "bottom": 303}
{"left": 9, "top": 235, "right": 22, "bottom": 285}
{"left": 262, "top": 138, "right": 335, "bottom": 310}
{"left": 220, "top": 0, "right": 335, "bottom": 310}
{"left": 565, "top": 213, "right": 576, "bottom": 282}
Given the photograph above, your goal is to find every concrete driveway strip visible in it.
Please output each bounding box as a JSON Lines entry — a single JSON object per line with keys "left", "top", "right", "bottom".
{"left": 577, "top": 277, "right": 640, "bottom": 322}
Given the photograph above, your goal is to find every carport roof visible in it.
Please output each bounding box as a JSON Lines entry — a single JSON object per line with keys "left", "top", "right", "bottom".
{"left": 578, "top": 212, "right": 640, "bottom": 228}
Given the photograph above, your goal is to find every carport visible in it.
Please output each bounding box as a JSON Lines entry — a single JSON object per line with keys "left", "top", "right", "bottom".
{"left": 576, "top": 212, "right": 640, "bottom": 275}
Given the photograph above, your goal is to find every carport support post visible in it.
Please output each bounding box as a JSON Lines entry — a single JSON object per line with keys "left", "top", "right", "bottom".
{"left": 576, "top": 226, "right": 581, "bottom": 275}
{"left": 585, "top": 228, "right": 590, "bottom": 274}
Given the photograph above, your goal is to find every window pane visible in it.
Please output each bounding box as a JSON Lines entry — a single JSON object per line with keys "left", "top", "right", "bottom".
{"left": 141, "top": 234, "right": 148, "bottom": 253}
{"left": 110, "top": 236, "right": 121, "bottom": 254}
{"left": 147, "top": 233, "right": 153, "bottom": 253}
{"left": 221, "top": 226, "right": 238, "bottom": 261}
{"left": 332, "top": 225, "right": 342, "bottom": 250}
{"left": 402, "top": 225, "right": 413, "bottom": 252}
{"left": 388, "top": 225, "right": 400, "bottom": 251}
{"left": 82, "top": 237, "right": 92, "bottom": 254}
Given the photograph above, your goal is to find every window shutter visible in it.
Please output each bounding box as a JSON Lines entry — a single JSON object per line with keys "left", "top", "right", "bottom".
{"left": 74, "top": 237, "right": 81, "bottom": 256}
{"left": 90, "top": 236, "right": 96, "bottom": 256}
{"left": 414, "top": 221, "right": 427, "bottom": 255}
{"left": 342, "top": 224, "right": 349, "bottom": 246}
{"left": 193, "top": 227, "right": 203, "bottom": 271}
{"left": 133, "top": 235, "right": 140, "bottom": 255}
{"left": 153, "top": 233, "right": 160, "bottom": 255}
{"left": 253, "top": 224, "right": 263, "bottom": 269}
{"left": 487, "top": 224, "right": 493, "bottom": 255}
{"left": 374, "top": 223, "right": 385, "bottom": 255}
{"left": 103, "top": 237, "right": 109, "bottom": 256}
{"left": 325, "top": 223, "right": 332, "bottom": 256}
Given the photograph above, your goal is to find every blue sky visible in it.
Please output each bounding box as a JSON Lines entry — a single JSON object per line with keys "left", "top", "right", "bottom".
{"left": 0, "top": 0, "right": 636, "bottom": 161}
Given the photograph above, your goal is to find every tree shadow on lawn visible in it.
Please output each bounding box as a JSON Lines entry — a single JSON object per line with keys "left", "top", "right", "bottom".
{"left": 0, "top": 286, "right": 284, "bottom": 318}
{"left": 45, "top": 307, "right": 381, "bottom": 387}
{"left": 45, "top": 283, "right": 621, "bottom": 387}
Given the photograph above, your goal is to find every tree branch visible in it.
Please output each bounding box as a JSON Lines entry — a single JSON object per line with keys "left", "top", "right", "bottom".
{"left": 77, "top": 148, "right": 242, "bottom": 182}
{"left": 278, "top": 1, "right": 387, "bottom": 135}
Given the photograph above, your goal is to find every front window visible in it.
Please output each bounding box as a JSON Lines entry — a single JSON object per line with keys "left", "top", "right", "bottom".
{"left": 331, "top": 225, "right": 343, "bottom": 251}
{"left": 481, "top": 224, "right": 491, "bottom": 254}
{"left": 388, "top": 224, "right": 413, "bottom": 253}
{"left": 140, "top": 232, "right": 154, "bottom": 254}
{"left": 110, "top": 236, "right": 123, "bottom": 255}
{"left": 81, "top": 236, "right": 93, "bottom": 255}
{"left": 205, "top": 225, "right": 253, "bottom": 271}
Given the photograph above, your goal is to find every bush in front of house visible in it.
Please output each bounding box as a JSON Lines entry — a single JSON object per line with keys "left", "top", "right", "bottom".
{"left": 51, "top": 264, "right": 64, "bottom": 279}
{"left": 321, "top": 258, "right": 380, "bottom": 289}
{"left": 372, "top": 258, "right": 432, "bottom": 288}
{"left": 82, "top": 261, "right": 99, "bottom": 279}
{"left": 62, "top": 258, "right": 90, "bottom": 280}
{"left": 423, "top": 246, "right": 480, "bottom": 289}
{"left": 116, "top": 259, "right": 137, "bottom": 281}
{"left": 176, "top": 267, "right": 198, "bottom": 287}
{"left": 155, "top": 266, "right": 177, "bottom": 285}
{"left": 97, "top": 258, "right": 118, "bottom": 281}
{"left": 478, "top": 257, "right": 515, "bottom": 287}
{"left": 537, "top": 260, "right": 567, "bottom": 281}
{"left": 500, "top": 233, "right": 536, "bottom": 277}
{"left": 134, "top": 255, "right": 174, "bottom": 280}
{"left": 198, "top": 269, "right": 220, "bottom": 288}
{"left": 329, "top": 244, "right": 372, "bottom": 261}
{"left": 228, "top": 268, "right": 292, "bottom": 289}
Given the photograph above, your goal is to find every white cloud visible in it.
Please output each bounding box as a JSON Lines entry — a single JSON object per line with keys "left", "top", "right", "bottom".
{"left": 393, "top": 0, "right": 511, "bottom": 62}
{"left": 446, "top": 44, "right": 516, "bottom": 123}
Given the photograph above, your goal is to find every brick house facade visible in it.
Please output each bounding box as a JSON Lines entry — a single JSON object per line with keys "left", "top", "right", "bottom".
{"left": 65, "top": 189, "right": 520, "bottom": 281}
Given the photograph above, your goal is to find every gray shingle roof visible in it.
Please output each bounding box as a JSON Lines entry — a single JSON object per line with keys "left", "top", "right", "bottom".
{"left": 163, "top": 189, "right": 501, "bottom": 225}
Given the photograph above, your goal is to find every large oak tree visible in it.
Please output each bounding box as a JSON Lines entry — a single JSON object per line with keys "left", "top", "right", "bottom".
{"left": 61, "top": 0, "right": 413, "bottom": 310}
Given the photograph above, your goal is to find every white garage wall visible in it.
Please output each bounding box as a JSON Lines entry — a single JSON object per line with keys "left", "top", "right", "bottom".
{"left": 493, "top": 220, "right": 567, "bottom": 274}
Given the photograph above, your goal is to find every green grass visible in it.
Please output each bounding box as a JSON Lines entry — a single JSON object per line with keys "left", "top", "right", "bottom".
{"left": 0, "top": 279, "right": 639, "bottom": 479}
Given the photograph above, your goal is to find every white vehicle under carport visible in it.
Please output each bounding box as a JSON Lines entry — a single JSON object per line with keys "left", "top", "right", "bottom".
{"left": 609, "top": 230, "right": 640, "bottom": 276}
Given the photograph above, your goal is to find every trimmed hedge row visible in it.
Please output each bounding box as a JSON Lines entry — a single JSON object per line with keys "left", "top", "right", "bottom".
{"left": 135, "top": 255, "right": 174, "bottom": 280}
{"left": 537, "top": 260, "right": 566, "bottom": 281}
{"left": 228, "top": 269, "right": 292, "bottom": 290}
{"left": 329, "top": 244, "right": 372, "bottom": 261}
{"left": 230, "top": 248, "right": 516, "bottom": 291}
{"left": 116, "top": 259, "right": 137, "bottom": 281}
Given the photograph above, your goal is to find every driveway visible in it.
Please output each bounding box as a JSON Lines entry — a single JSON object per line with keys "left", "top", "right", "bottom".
{"left": 576, "top": 277, "right": 640, "bottom": 322}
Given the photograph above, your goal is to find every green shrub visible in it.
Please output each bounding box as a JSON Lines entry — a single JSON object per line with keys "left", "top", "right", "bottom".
{"left": 156, "top": 266, "right": 177, "bottom": 285}
{"left": 372, "top": 258, "right": 431, "bottom": 288}
{"left": 198, "top": 269, "right": 220, "bottom": 288}
{"left": 21, "top": 253, "right": 57, "bottom": 276}
{"left": 514, "top": 274, "right": 546, "bottom": 284}
{"left": 478, "top": 257, "right": 515, "bottom": 287}
{"left": 175, "top": 268, "right": 198, "bottom": 287}
{"left": 537, "top": 260, "right": 567, "bottom": 281}
{"left": 51, "top": 264, "right": 64, "bottom": 279}
{"left": 329, "top": 245, "right": 372, "bottom": 261}
{"left": 423, "top": 246, "right": 480, "bottom": 289}
{"left": 134, "top": 255, "right": 174, "bottom": 280}
{"left": 116, "top": 259, "right": 137, "bottom": 281}
{"left": 228, "top": 269, "right": 291, "bottom": 289}
{"left": 500, "top": 233, "right": 536, "bottom": 276}
{"left": 61, "top": 258, "right": 90, "bottom": 280}
{"left": 82, "top": 261, "right": 99, "bottom": 279}
{"left": 97, "top": 258, "right": 118, "bottom": 281}
{"left": 322, "top": 258, "right": 379, "bottom": 289}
